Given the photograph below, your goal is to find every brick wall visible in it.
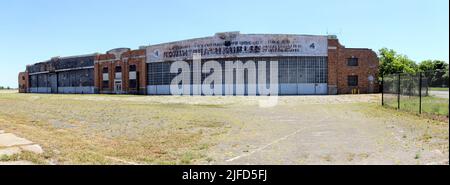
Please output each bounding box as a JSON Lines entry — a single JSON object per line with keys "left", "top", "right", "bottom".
{"left": 328, "top": 38, "right": 379, "bottom": 94}
{"left": 18, "top": 72, "right": 29, "bottom": 93}
{"left": 327, "top": 38, "right": 340, "bottom": 94}
{"left": 94, "top": 49, "right": 147, "bottom": 94}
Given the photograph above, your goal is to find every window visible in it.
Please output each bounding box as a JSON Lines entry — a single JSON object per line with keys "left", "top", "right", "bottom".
{"left": 22, "top": 76, "right": 25, "bottom": 80}
{"left": 347, "top": 58, "right": 359, "bottom": 66}
{"left": 102, "top": 67, "right": 109, "bottom": 88}
{"left": 146, "top": 57, "right": 329, "bottom": 87}
{"left": 129, "top": 65, "right": 137, "bottom": 72}
{"left": 115, "top": 66, "right": 122, "bottom": 73}
{"left": 348, "top": 75, "right": 358, "bottom": 86}
{"left": 129, "top": 79, "right": 137, "bottom": 89}
{"left": 129, "top": 65, "right": 138, "bottom": 89}
{"left": 102, "top": 81, "right": 109, "bottom": 88}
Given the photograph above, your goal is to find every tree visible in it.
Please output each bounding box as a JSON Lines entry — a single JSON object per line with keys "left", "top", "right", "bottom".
{"left": 418, "top": 60, "right": 448, "bottom": 72}
{"left": 418, "top": 60, "right": 434, "bottom": 72}
{"left": 378, "top": 48, "right": 396, "bottom": 76}
{"left": 444, "top": 65, "right": 449, "bottom": 77}
{"left": 396, "top": 54, "right": 417, "bottom": 74}
{"left": 418, "top": 60, "right": 449, "bottom": 87}
{"left": 444, "top": 65, "right": 449, "bottom": 84}
{"left": 378, "top": 48, "right": 418, "bottom": 76}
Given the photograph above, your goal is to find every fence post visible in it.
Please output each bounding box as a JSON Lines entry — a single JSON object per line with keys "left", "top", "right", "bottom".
{"left": 397, "top": 73, "right": 401, "bottom": 110}
{"left": 381, "top": 73, "right": 384, "bottom": 106}
{"left": 419, "top": 72, "right": 422, "bottom": 114}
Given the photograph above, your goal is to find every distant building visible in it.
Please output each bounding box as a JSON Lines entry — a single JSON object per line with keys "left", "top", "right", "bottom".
{"left": 18, "top": 32, "right": 379, "bottom": 95}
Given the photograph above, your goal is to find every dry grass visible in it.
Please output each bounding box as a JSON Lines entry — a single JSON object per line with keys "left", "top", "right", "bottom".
{"left": 0, "top": 92, "right": 239, "bottom": 164}
{"left": 0, "top": 92, "right": 447, "bottom": 165}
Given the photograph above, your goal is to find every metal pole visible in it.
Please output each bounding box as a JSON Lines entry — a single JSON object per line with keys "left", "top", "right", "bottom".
{"left": 419, "top": 72, "right": 422, "bottom": 114}
{"left": 397, "top": 73, "right": 401, "bottom": 110}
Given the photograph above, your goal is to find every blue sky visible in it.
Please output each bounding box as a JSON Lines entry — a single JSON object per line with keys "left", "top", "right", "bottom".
{"left": 0, "top": 0, "right": 448, "bottom": 88}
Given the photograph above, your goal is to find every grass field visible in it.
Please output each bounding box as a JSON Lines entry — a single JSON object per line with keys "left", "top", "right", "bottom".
{"left": 429, "top": 87, "right": 449, "bottom": 91}
{"left": 1, "top": 91, "right": 448, "bottom": 165}
{"left": 384, "top": 95, "right": 449, "bottom": 116}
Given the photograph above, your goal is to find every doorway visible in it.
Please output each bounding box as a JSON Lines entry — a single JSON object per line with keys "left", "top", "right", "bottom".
{"left": 114, "top": 80, "right": 122, "bottom": 94}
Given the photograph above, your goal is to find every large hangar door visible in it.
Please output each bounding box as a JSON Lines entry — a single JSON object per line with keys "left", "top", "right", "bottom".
{"left": 49, "top": 73, "right": 58, "bottom": 93}
{"left": 279, "top": 57, "right": 327, "bottom": 95}
{"left": 147, "top": 57, "right": 328, "bottom": 95}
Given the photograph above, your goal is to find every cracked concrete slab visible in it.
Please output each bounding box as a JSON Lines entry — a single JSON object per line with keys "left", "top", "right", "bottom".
{"left": 0, "top": 133, "right": 33, "bottom": 147}
{"left": 0, "top": 147, "right": 21, "bottom": 157}
{"left": 20, "top": 144, "right": 44, "bottom": 154}
{"left": 0, "top": 131, "right": 43, "bottom": 165}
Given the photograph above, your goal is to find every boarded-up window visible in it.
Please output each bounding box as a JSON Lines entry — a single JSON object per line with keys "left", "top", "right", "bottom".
{"left": 102, "top": 81, "right": 109, "bottom": 88}
{"left": 348, "top": 75, "right": 358, "bottom": 86}
{"left": 347, "top": 58, "right": 358, "bottom": 66}
{"left": 129, "top": 79, "right": 137, "bottom": 89}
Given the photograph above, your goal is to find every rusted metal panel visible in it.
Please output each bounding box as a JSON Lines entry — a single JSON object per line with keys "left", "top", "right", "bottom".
{"left": 27, "top": 55, "right": 95, "bottom": 73}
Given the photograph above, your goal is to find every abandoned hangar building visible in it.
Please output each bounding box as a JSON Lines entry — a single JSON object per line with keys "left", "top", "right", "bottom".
{"left": 18, "top": 32, "right": 379, "bottom": 95}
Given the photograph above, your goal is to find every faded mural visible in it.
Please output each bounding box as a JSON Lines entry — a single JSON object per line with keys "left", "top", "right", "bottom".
{"left": 146, "top": 32, "right": 328, "bottom": 63}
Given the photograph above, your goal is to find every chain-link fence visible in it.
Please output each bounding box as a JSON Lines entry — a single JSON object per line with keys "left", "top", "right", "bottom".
{"left": 382, "top": 70, "right": 449, "bottom": 117}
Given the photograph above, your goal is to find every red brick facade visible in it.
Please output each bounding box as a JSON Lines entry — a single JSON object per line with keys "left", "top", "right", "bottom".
{"left": 94, "top": 48, "right": 147, "bottom": 94}
{"left": 327, "top": 37, "right": 379, "bottom": 94}
{"left": 18, "top": 71, "right": 29, "bottom": 93}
